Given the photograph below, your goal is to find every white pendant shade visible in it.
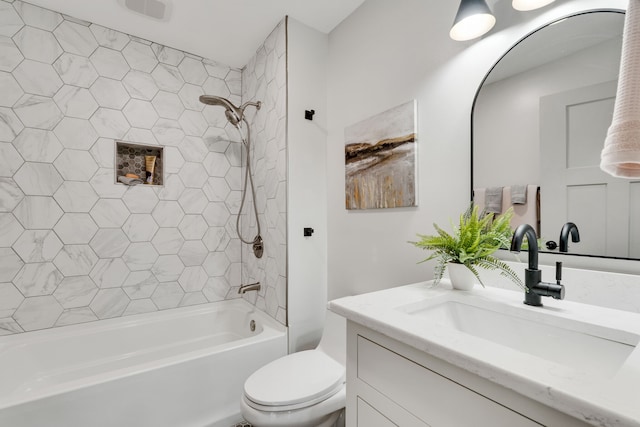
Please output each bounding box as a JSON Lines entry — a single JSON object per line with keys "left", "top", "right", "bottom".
{"left": 601, "top": 0, "right": 640, "bottom": 178}
{"left": 450, "top": 0, "right": 496, "bottom": 41}
{"left": 512, "top": 0, "right": 556, "bottom": 11}
{"left": 450, "top": 14, "right": 496, "bottom": 41}
{"left": 450, "top": 0, "right": 561, "bottom": 42}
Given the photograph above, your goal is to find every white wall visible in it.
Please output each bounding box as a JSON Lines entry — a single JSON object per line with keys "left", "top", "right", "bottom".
{"left": 326, "top": 0, "right": 627, "bottom": 300}
{"left": 326, "top": 0, "right": 474, "bottom": 300}
{"left": 287, "top": 18, "right": 330, "bottom": 352}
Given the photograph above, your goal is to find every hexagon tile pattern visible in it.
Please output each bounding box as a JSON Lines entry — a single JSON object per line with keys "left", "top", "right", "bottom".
{"left": 240, "top": 20, "right": 288, "bottom": 325}
{"left": 0, "top": 0, "right": 287, "bottom": 335}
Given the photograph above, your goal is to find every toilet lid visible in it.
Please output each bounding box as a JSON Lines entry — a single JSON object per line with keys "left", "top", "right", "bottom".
{"left": 244, "top": 350, "right": 345, "bottom": 409}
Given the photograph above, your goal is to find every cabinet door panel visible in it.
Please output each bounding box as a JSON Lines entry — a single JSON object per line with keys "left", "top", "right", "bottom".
{"left": 357, "top": 336, "right": 541, "bottom": 427}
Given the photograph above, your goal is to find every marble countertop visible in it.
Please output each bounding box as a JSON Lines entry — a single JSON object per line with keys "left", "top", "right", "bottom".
{"left": 328, "top": 281, "right": 640, "bottom": 427}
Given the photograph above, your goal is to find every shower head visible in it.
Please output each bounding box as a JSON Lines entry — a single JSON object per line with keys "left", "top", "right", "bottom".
{"left": 199, "top": 95, "right": 236, "bottom": 109}
{"left": 199, "top": 95, "right": 261, "bottom": 126}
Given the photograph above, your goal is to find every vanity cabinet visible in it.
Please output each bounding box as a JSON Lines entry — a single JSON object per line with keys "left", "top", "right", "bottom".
{"left": 346, "top": 321, "right": 590, "bottom": 427}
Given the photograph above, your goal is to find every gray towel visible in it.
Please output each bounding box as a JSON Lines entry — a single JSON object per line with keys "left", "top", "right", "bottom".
{"left": 511, "top": 185, "right": 527, "bottom": 204}
{"left": 485, "top": 187, "right": 503, "bottom": 214}
{"left": 118, "top": 176, "right": 144, "bottom": 186}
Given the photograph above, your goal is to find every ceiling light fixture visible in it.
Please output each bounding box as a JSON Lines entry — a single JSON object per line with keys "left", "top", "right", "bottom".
{"left": 450, "top": 0, "right": 496, "bottom": 41}
{"left": 512, "top": 0, "right": 556, "bottom": 12}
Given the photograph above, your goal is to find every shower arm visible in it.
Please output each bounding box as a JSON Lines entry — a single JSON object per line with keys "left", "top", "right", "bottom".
{"left": 231, "top": 101, "right": 262, "bottom": 125}
{"left": 241, "top": 101, "right": 262, "bottom": 112}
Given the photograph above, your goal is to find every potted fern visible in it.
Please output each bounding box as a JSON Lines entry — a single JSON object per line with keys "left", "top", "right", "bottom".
{"left": 410, "top": 204, "right": 523, "bottom": 290}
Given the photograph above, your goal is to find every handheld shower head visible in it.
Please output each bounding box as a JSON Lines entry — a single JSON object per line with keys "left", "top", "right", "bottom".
{"left": 199, "top": 94, "right": 234, "bottom": 108}
{"left": 198, "top": 94, "right": 264, "bottom": 258}
{"left": 199, "top": 95, "right": 242, "bottom": 125}
{"left": 199, "top": 95, "right": 261, "bottom": 126}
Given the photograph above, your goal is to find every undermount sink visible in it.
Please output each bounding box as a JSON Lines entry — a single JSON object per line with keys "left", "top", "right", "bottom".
{"left": 330, "top": 282, "right": 640, "bottom": 426}
{"left": 399, "top": 297, "right": 639, "bottom": 378}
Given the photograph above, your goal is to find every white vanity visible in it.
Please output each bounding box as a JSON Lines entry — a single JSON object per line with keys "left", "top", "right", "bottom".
{"left": 328, "top": 282, "right": 640, "bottom": 427}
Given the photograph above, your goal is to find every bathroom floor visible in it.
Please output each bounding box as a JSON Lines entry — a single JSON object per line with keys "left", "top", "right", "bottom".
{"left": 231, "top": 422, "right": 252, "bottom": 427}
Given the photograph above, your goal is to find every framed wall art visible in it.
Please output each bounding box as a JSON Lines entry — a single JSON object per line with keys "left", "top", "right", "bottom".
{"left": 345, "top": 100, "right": 417, "bottom": 210}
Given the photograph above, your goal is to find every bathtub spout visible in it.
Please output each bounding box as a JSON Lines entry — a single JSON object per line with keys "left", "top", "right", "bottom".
{"left": 239, "top": 282, "right": 261, "bottom": 294}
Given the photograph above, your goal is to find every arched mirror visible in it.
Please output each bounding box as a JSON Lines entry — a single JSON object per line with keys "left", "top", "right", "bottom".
{"left": 471, "top": 10, "right": 637, "bottom": 259}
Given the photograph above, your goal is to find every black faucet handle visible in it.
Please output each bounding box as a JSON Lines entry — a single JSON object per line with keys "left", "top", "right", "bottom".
{"left": 555, "top": 261, "right": 562, "bottom": 283}
{"left": 533, "top": 281, "right": 565, "bottom": 300}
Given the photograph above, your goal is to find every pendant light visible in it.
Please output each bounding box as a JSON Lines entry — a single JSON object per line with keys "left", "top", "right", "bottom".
{"left": 512, "top": 0, "right": 556, "bottom": 11}
{"left": 450, "top": 0, "right": 496, "bottom": 41}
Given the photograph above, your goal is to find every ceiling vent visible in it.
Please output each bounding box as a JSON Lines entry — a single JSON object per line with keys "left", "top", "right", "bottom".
{"left": 123, "top": 0, "right": 169, "bottom": 20}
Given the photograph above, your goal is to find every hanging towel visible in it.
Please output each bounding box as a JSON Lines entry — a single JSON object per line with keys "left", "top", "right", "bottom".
{"left": 511, "top": 185, "right": 527, "bottom": 204}
{"left": 485, "top": 187, "right": 503, "bottom": 214}
{"left": 473, "top": 188, "right": 486, "bottom": 213}
{"left": 601, "top": 0, "right": 640, "bottom": 178}
{"left": 510, "top": 185, "right": 540, "bottom": 235}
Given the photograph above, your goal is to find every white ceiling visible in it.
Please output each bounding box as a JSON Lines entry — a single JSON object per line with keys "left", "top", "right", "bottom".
{"left": 23, "top": 0, "right": 367, "bottom": 69}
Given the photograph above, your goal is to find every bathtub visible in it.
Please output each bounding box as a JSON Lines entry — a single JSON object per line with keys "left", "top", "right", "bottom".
{"left": 0, "top": 299, "right": 287, "bottom": 427}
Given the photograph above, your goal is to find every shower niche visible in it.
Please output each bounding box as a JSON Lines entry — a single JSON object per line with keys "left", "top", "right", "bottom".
{"left": 115, "top": 141, "right": 164, "bottom": 187}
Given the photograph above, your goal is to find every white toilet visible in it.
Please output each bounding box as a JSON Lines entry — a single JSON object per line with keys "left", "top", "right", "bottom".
{"left": 240, "top": 311, "right": 346, "bottom": 427}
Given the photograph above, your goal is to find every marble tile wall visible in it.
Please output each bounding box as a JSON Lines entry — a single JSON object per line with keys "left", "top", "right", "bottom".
{"left": 239, "top": 20, "right": 288, "bottom": 325}
{"left": 0, "top": 0, "right": 284, "bottom": 334}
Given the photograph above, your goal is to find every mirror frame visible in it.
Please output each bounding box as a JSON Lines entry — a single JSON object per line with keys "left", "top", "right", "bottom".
{"left": 470, "top": 8, "right": 629, "bottom": 262}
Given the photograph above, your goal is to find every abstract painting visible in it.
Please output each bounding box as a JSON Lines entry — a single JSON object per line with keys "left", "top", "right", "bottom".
{"left": 345, "top": 100, "right": 417, "bottom": 209}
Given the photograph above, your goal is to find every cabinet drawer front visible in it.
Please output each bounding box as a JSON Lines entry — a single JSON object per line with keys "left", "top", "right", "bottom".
{"left": 357, "top": 336, "right": 541, "bottom": 427}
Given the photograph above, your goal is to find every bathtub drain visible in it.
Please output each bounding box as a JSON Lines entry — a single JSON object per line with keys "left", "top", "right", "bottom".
{"left": 249, "top": 320, "right": 256, "bottom": 332}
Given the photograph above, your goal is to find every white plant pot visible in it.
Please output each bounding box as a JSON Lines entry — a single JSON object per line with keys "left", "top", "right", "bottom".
{"left": 447, "top": 263, "right": 476, "bottom": 291}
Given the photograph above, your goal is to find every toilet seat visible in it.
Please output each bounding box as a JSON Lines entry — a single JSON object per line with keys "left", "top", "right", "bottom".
{"left": 243, "top": 350, "right": 345, "bottom": 412}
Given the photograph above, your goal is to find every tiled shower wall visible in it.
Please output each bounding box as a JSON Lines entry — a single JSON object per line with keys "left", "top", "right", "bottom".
{"left": 239, "top": 20, "right": 288, "bottom": 325}
{"left": 0, "top": 0, "right": 286, "bottom": 333}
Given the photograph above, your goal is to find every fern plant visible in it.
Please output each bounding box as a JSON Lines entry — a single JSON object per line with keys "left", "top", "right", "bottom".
{"left": 410, "top": 204, "right": 524, "bottom": 289}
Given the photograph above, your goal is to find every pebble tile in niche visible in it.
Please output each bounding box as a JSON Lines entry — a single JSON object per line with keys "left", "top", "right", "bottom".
{"left": 115, "top": 141, "right": 163, "bottom": 186}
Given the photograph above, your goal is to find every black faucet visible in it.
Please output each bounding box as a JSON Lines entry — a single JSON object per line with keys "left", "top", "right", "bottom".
{"left": 510, "top": 224, "right": 565, "bottom": 307}
{"left": 559, "top": 222, "right": 580, "bottom": 252}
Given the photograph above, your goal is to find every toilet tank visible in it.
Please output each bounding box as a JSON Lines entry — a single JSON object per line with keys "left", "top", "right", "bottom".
{"left": 317, "top": 310, "right": 346, "bottom": 366}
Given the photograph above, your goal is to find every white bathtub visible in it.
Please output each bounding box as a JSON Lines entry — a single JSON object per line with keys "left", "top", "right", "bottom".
{"left": 0, "top": 299, "right": 287, "bottom": 427}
